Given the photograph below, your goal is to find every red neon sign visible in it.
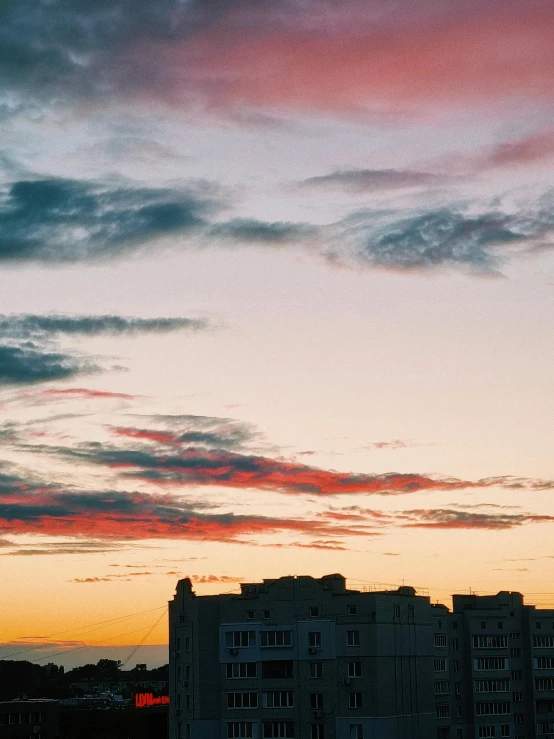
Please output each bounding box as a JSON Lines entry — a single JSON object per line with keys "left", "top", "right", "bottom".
{"left": 135, "top": 693, "right": 170, "bottom": 708}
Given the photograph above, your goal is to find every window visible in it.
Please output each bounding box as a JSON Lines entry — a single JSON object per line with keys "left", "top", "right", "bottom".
{"left": 311, "top": 725, "right": 324, "bottom": 739}
{"left": 260, "top": 631, "right": 292, "bottom": 648}
{"left": 347, "top": 631, "right": 360, "bottom": 647}
{"left": 536, "top": 621, "right": 542, "bottom": 630}
{"left": 510, "top": 648, "right": 521, "bottom": 658}
{"left": 474, "top": 657, "right": 509, "bottom": 671}
{"left": 247, "top": 611, "right": 255, "bottom": 620}
{"left": 474, "top": 679, "right": 510, "bottom": 693}
{"left": 262, "top": 660, "right": 293, "bottom": 679}
{"left": 473, "top": 636, "right": 509, "bottom": 649}
{"left": 535, "top": 657, "right": 554, "bottom": 669}
{"left": 348, "top": 662, "right": 362, "bottom": 678}
{"left": 262, "top": 610, "right": 271, "bottom": 619}
{"left": 226, "top": 631, "right": 256, "bottom": 648}
{"left": 308, "top": 632, "right": 322, "bottom": 648}
{"left": 394, "top": 605, "right": 401, "bottom": 618}
{"left": 309, "top": 662, "right": 323, "bottom": 678}
{"left": 347, "top": 605, "right": 358, "bottom": 616}
{"left": 455, "top": 683, "right": 462, "bottom": 699}
{"left": 436, "top": 705, "right": 450, "bottom": 718}
{"left": 456, "top": 706, "right": 462, "bottom": 718}
{"left": 310, "top": 693, "right": 323, "bottom": 709}
{"left": 476, "top": 702, "right": 511, "bottom": 715}
{"left": 512, "top": 670, "right": 523, "bottom": 680}
{"left": 176, "top": 637, "right": 181, "bottom": 651}
{"left": 481, "top": 622, "right": 487, "bottom": 629}
{"left": 349, "top": 725, "right": 363, "bottom": 739}
{"left": 185, "top": 725, "right": 191, "bottom": 739}
{"left": 434, "top": 658, "right": 448, "bottom": 672}
{"left": 185, "top": 665, "right": 191, "bottom": 681}
{"left": 186, "top": 694, "right": 191, "bottom": 710}
{"left": 537, "top": 722, "right": 554, "bottom": 734}
{"left": 453, "top": 621, "right": 458, "bottom": 630}
{"left": 434, "top": 681, "right": 451, "bottom": 695}
{"left": 500, "top": 728, "right": 510, "bottom": 738}
{"left": 263, "top": 723, "right": 294, "bottom": 738}
{"left": 227, "top": 663, "right": 257, "bottom": 679}
{"left": 185, "top": 636, "right": 191, "bottom": 652}
{"left": 227, "top": 723, "right": 254, "bottom": 739}
{"left": 435, "top": 634, "right": 448, "bottom": 648}
{"left": 498, "top": 622, "right": 503, "bottom": 630}
{"left": 510, "top": 632, "right": 520, "bottom": 640}
{"left": 533, "top": 635, "right": 554, "bottom": 648}
{"left": 408, "top": 605, "right": 414, "bottom": 618}
{"left": 478, "top": 727, "right": 496, "bottom": 738}
{"left": 452, "top": 638, "right": 459, "bottom": 650}
{"left": 453, "top": 660, "right": 460, "bottom": 673}
{"left": 349, "top": 693, "right": 362, "bottom": 709}
{"left": 457, "top": 730, "right": 463, "bottom": 739}
{"left": 512, "top": 692, "right": 523, "bottom": 702}
{"left": 309, "top": 606, "right": 321, "bottom": 618}
{"left": 227, "top": 693, "right": 258, "bottom": 709}
{"left": 263, "top": 691, "right": 294, "bottom": 708}
{"left": 514, "top": 714, "right": 524, "bottom": 724}
{"left": 535, "top": 677, "right": 554, "bottom": 691}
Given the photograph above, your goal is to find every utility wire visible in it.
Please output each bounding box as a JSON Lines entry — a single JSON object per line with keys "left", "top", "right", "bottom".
{"left": 2, "top": 606, "right": 167, "bottom": 661}
{"left": 120, "top": 611, "right": 167, "bottom": 670}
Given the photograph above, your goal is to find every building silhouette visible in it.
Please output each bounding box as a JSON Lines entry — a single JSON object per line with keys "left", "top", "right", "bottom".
{"left": 169, "top": 574, "right": 554, "bottom": 739}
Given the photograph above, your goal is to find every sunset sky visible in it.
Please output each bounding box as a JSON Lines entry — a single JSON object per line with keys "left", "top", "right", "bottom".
{"left": 1, "top": 0, "right": 553, "bottom": 667}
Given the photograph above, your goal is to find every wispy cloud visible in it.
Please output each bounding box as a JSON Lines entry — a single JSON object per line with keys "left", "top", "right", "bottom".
{"left": 400, "top": 508, "right": 554, "bottom": 530}
{"left": 0, "top": 313, "right": 209, "bottom": 386}
{"left": 301, "top": 169, "right": 445, "bottom": 193}
{"left": 366, "top": 440, "right": 431, "bottom": 451}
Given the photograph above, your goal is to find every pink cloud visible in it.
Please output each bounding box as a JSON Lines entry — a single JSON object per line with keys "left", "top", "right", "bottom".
{"left": 153, "top": 1, "right": 554, "bottom": 118}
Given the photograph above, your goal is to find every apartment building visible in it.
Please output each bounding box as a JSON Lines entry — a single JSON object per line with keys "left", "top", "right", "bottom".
{"left": 168, "top": 573, "right": 436, "bottom": 739}
{"left": 431, "top": 591, "right": 554, "bottom": 739}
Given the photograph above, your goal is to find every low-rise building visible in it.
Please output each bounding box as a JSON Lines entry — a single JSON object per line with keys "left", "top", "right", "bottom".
{"left": 0, "top": 698, "right": 59, "bottom": 738}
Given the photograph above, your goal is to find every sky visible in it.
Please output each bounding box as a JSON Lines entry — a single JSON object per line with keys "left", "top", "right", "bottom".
{"left": 0, "top": 0, "right": 553, "bottom": 668}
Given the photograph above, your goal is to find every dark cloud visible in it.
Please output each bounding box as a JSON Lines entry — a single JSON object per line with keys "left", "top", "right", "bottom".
{"left": 400, "top": 508, "right": 554, "bottom": 530}
{"left": 0, "top": 178, "right": 214, "bottom": 263}
{"left": 0, "top": 314, "right": 208, "bottom": 338}
{"left": 330, "top": 194, "right": 554, "bottom": 274}
{"left": 112, "top": 417, "right": 259, "bottom": 451}
{"left": 56, "top": 440, "right": 480, "bottom": 496}
{"left": 0, "top": 312, "right": 209, "bottom": 385}
{"left": 0, "top": 540, "right": 130, "bottom": 556}
{"left": 210, "top": 218, "right": 318, "bottom": 244}
{"left": 0, "top": 344, "right": 95, "bottom": 385}
{"left": 302, "top": 169, "right": 444, "bottom": 193}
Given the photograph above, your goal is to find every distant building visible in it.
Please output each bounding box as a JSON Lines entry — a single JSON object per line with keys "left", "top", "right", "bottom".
{"left": 0, "top": 698, "right": 59, "bottom": 738}
{"left": 169, "top": 573, "right": 436, "bottom": 739}
{"left": 432, "top": 591, "right": 554, "bottom": 739}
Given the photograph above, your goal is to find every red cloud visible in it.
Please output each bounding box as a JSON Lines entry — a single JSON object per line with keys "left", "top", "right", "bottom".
{"left": 156, "top": 1, "right": 554, "bottom": 117}
{"left": 42, "top": 388, "right": 139, "bottom": 400}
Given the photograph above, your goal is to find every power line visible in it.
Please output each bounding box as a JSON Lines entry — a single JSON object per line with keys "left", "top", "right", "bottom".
{"left": 120, "top": 611, "right": 167, "bottom": 670}
{"left": 2, "top": 605, "right": 167, "bottom": 661}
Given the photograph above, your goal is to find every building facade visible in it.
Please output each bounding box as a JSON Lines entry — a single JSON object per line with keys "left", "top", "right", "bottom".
{"left": 169, "top": 573, "right": 436, "bottom": 739}
{"left": 0, "top": 699, "right": 59, "bottom": 738}
{"left": 431, "top": 591, "right": 554, "bottom": 739}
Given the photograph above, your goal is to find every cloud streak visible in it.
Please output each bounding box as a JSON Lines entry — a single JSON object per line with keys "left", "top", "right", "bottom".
{"left": 0, "top": 468, "right": 377, "bottom": 542}
{"left": 0, "top": 313, "right": 209, "bottom": 386}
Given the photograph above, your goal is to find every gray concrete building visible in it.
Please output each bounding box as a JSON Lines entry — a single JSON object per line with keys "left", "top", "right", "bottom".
{"left": 431, "top": 591, "right": 554, "bottom": 739}
{"left": 169, "top": 573, "right": 436, "bottom": 739}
